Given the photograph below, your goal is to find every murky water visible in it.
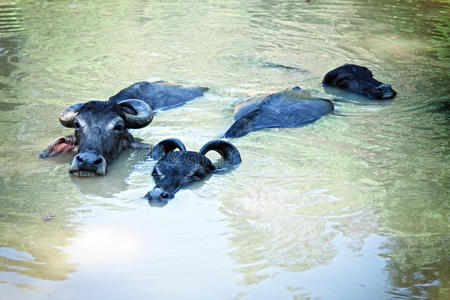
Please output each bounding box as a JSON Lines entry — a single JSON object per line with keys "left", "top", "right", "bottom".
{"left": 0, "top": 0, "right": 449, "bottom": 299}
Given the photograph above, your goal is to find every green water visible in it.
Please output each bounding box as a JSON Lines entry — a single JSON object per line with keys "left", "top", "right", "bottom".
{"left": 0, "top": 0, "right": 449, "bottom": 299}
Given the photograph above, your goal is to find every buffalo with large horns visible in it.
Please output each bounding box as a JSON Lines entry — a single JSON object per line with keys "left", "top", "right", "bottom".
{"left": 146, "top": 138, "right": 241, "bottom": 203}
{"left": 39, "top": 81, "right": 208, "bottom": 176}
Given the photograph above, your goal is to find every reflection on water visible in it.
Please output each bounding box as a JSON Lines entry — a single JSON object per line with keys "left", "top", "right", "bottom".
{"left": 69, "top": 148, "right": 150, "bottom": 198}
{"left": 0, "top": 172, "right": 79, "bottom": 285}
{"left": 0, "top": 0, "right": 449, "bottom": 298}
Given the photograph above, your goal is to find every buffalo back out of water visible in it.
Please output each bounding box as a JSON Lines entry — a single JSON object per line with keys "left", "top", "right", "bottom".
{"left": 109, "top": 81, "right": 208, "bottom": 111}
{"left": 224, "top": 86, "right": 334, "bottom": 138}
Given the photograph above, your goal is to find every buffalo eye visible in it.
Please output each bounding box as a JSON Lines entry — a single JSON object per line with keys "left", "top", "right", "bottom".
{"left": 152, "top": 167, "right": 164, "bottom": 178}
{"left": 113, "top": 123, "right": 124, "bottom": 132}
{"left": 73, "top": 120, "right": 81, "bottom": 129}
{"left": 192, "top": 170, "right": 205, "bottom": 180}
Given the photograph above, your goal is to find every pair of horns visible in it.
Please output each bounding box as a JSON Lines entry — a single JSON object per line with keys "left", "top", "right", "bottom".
{"left": 150, "top": 138, "right": 242, "bottom": 166}
{"left": 59, "top": 99, "right": 153, "bottom": 129}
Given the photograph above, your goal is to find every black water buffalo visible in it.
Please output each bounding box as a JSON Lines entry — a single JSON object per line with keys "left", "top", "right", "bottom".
{"left": 145, "top": 138, "right": 241, "bottom": 202}
{"left": 322, "top": 64, "right": 396, "bottom": 100}
{"left": 39, "top": 81, "right": 208, "bottom": 176}
{"left": 224, "top": 86, "right": 334, "bottom": 138}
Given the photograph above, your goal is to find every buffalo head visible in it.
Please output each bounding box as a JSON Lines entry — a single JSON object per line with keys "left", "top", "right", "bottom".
{"left": 39, "top": 99, "right": 153, "bottom": 176}
{"left": 323, "top": 64, "right": 396, "bottom": 100}
{"left": 145, "top": 138, "right": 241, "bottom": 203}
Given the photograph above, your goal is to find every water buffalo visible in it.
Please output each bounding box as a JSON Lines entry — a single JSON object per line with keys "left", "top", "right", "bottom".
{"left": 224, "top": 86, "right": 334, "bottom": 138}
{"left": 145, "top": 138, "right": 241, "bottom": 202}
{"left": 322, "top": 64, "right": 396, "bottom": 100}
{"left": 39, "top": 81, "right": 208, "bottom": 176}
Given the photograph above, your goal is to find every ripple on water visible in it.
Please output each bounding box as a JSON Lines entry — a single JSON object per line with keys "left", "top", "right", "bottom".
{"left": 0, "top": 4, "right": 24, "bottom": 35}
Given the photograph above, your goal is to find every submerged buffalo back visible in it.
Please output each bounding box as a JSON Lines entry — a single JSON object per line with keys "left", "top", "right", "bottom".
{"left": 109, "top": 81, "right": 208, "bottom": 111}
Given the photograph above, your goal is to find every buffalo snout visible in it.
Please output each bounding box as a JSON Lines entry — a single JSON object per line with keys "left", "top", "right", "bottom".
{"left": 373, "top": 84, "right": 396, "bottom": 100}
{"left": 145, "top": 187, "right": 173, "bottom": 201}
{"left": 70, "top": 151, "right": 106, "bottom": 176}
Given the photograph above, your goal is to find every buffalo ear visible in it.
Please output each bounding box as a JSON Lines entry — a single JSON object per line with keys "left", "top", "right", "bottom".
{"left": 38, "top": 135, "right": 77, "bottom": 158}
{"left": 149, "top": 138, "right": 186, "bottom": 160}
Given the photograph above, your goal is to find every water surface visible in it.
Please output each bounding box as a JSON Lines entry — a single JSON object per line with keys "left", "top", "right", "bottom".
{"left": 0, "top": 0, "right": 449, "bottom": 299}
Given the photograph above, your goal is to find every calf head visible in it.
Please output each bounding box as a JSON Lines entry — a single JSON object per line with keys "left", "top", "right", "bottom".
{"left": 39, "top": 99, "right": 153, "bottom": 176}
{"left": 323, "top": 64, "right": 396, "bottom": 100}
{"left": 145, "top": 138, "right": 241, "bottom": 202}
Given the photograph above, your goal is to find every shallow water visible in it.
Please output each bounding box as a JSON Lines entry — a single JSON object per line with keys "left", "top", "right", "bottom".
{"left": 0, "top": 0, "right": 449, "bottom": 299}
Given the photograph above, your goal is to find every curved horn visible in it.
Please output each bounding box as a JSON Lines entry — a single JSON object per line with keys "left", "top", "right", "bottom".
{"left": 199, "top": 140, "right": 241, "bottom": 167}
{"left": 59, "top": 103, "right": 85, "bottom": 128}
{"left": 118, "top": 99, "right": 153, "bottom": 129}
{"left": 150, "top": 138, "right": 186, "bottom": 160}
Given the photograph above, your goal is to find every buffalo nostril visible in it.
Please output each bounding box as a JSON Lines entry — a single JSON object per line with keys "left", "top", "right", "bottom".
{"left": 160, "top": 193, "right": 170, "bottom": 199}
{"left": 94, "top": 158, "right": 103, "bottom": 165}
{"left": 77, "top": 155, "right": 83, "bottom": 163}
